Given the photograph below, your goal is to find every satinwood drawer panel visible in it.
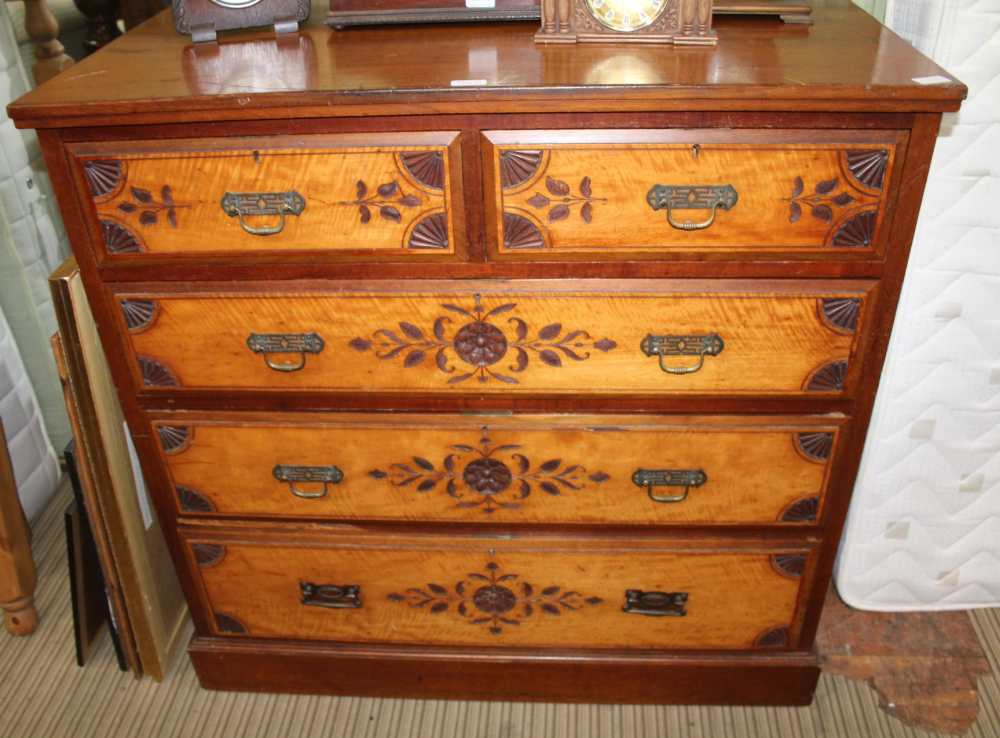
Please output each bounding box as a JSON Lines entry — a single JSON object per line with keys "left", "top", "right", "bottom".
{"left": 117, "top": 280, "right": 872, "bottom": 397}
{"left": 483, "top": 130, "right": 901, "bottom": 259}
{"left": 183, "top": 530, "right": 812, "bottom": 650}
{"left": 68, "top": 133, "right": 464, "bottom": 259}
{"left": 157, "top": 413, "right": 841, "bottom": 526}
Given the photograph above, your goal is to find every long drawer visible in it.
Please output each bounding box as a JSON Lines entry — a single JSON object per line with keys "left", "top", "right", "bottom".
{"left": 157, "top": 413, "right": 841, "bottom": 525}
{"left": 484, "top": 129, "right": 901, "bottom": 259}
{"left": 184, "top": 530, "right": 812, "bottom": 650}
{"left": 117, "top": 280, "right": 872, "bottom": 396}
{"left": 68, "top": 133, "right": 464, "bottom": 260}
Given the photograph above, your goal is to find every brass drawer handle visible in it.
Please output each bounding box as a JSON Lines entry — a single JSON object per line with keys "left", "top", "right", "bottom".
{"left": 246, "top": 332, "right": 324, "bottom": 372}
{"left": 640, "top": 333, "right": 723, "bottom": 374}
{"left": 300, "top": 582, "right": 361, "bottom": 609}
{"left": 273, "top": 464, "right": 344, "bottom": 499}
{"left": 624, "top": 590, "right": 688, "bottom": 617}
{"left": 646, "top": 184, "right": 738, "bottom": 231}
{"left": 632, "top": 468, "right": 707, "bottom": 504}
{"left": 221, "top": 191, "right": 305, "bottom": 236}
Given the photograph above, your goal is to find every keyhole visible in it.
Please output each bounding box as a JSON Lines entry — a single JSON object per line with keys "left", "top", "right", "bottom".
{"left": 691, "top": 144, "right": 701, "bottom": 160}
{"left": 252, "top": 150, "right": 261, "bottom": 163}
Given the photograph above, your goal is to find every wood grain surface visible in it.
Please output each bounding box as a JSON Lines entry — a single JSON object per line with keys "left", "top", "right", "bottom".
{"left": 157, "top": 412, "right": 839, "bottom": 525}
{"left": 70, "top": 134, "right": 461, "bottom": 257}
{"left": 183, "top": 530, "right": 810, "bottom": 650}
{"left": 117, "top": 280, "right": 871, "bottom": 396}
{"left": 485, "top": 131, "right": 898, "bottom": 254}
{"left": 6, "top": 6, "right": 965, "bottom": 129}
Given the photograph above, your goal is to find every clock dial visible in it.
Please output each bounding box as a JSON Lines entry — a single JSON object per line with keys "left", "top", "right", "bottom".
{"left": 209, "top": 0, "right": 264, "bottom": 8}
{"left": 585, "top": 0, "right": 670, "bottom": 32}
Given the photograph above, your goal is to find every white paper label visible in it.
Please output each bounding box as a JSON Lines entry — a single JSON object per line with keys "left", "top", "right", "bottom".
{"left": 912, "top": 75, "right": 952, "bottom": 85}
{"left": 124, "top": 422, "right": 155, "bottom": 530}
{"left": 450, "top": 79, "right": 489, "bottom": 87}
{"left": 466, "top": 0, "right": 496, "bottom": 7}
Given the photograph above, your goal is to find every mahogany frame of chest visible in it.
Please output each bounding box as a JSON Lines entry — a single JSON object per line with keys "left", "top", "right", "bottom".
{"left": 9, "top": 8, "right": 965, "bottom": 705}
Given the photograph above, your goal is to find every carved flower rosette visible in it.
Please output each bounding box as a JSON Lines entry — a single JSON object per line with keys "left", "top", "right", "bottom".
{"left": 349, "top": 294, "right": 617, "bottom": 385}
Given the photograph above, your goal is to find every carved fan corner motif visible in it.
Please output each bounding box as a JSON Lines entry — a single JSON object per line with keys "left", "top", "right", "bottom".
{"left": 398, "top": 151, "right": 446, "bottom": 191}
{"left": 502, "top": 212, "right": 546, "bottom": 250}
{"left": 83, "top": 159, "right": 126, "bottom": 200}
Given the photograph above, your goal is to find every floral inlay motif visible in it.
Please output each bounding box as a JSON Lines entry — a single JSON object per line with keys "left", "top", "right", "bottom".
{"left": 387, "top": 560, "right": 604, "bottom": 635}
{"left": 117, "top": 185, "right": 188, "bottom": 228}
{"left": 525, "top": 176, "right": 605, "bottom": 223}
{"left": 340, "top": 179, "right": 422, "bottom": 224}
{"left": 786, "top": 176, "right": 857, "bottom": 224}
{"left": 369, "top": 427, "right": 610, "bottom": 513}
{"left": 348, "top": 293, "right": 617, "bottom": 385}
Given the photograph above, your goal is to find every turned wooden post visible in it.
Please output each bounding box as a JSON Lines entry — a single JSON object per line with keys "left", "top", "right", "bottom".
{"left": 21, "top": 0, "right": 74, "bottom": 84}
{"left": 0, "top": 418, "right": 39, "bottom": 635}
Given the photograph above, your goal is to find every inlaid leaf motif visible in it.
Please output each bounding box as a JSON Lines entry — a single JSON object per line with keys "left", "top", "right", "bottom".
{"left": 400, "top": 195, "right": 421, "bottom": 207}
{"left": 548, "top": 204, "right": 570, "bottom": 222}
{"left": 581, "top": 202, "right": 593, "bottom": 223}
{"left": 139, "top": 211, "right": 157, "bottom": 226}
{"left": 399, "top": 322, "right": 424, "bottom": 340}
{"left": 380, "top": 206, "right": 402, "bottom": 222}
{"left": 161, "top": 185, "right": 173, "bottom": 205}
{"left": 789, "top": 201, "right": 802, "bottom": 223}
{"left": 546, "top": 177, "right": 570, "bottom": 196}
{"left": 538, "top": 323, "right": 562, "bottom": 340}
{"left": 167, "top": 209, "right": 178, "bottom": 228}
{"left": 811, "top": 205, "right": 833, "bottom": 222}
{"left": 359, "top": 204, "right": 371, "bottom": 223}
{"left": 404, "top": 350, "right": 426, "bottom": 367}
{"left": 832, "top": 192, "right": 855, "bottom": 206}
{"left": 378, "top": 182, "right": 399, "bottom": 197}
{"left": 527, "top": 193, "right": 550, "bottom": 208}
{"left": 815, "top": 178, "right": 838, "bottom": 194}
{"left": 580, "top": 176, "right": 592, "bottom": 197}
{"left": 349, "top": 337, "right": 372, "bottom": 351}
{"left": 131, "top": 186, "right": 152, "bottom": 203}
{"left": 791, "top": 176, "right": 804, "bottom": 197}
{"left": 356, "top": 180, "right": 367, "bottom": 199}
{"left": 118, "top": 202, "right": 137, "bottom": 213}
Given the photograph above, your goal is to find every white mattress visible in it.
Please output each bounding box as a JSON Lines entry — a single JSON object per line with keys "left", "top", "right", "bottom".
{"left": 835, "top": 0, "right": 1000, "bottom": 610}
{"left": 0, "top": 304, "right": 60, "bottom": 522}
{"left": 0, "top": 1, "right": 68, "bottom": 521}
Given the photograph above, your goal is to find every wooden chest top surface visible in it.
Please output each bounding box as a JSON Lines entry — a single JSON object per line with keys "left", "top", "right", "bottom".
{"left": 8, "top": 2, "right": 964, "bottom": 128}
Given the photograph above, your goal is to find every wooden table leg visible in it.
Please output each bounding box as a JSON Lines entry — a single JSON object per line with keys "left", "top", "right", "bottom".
{"left": 0, "top": 418, "right": 39, "bottom": 635}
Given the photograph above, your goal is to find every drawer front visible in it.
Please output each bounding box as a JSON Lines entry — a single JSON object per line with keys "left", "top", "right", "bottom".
{"left": 70, "top": 134, "right": 463, "bottom": 258}
{"left": 484, "top": 130, "right": 900, "bottom": 258}
{"left": 185, "top": 532, "right": 810, "bottom": 650}
{"left": 159, "top": 413, "right": 840, "bottom": 525}
{"left": 119, "top": 281, "right": 870, "bottom": 396}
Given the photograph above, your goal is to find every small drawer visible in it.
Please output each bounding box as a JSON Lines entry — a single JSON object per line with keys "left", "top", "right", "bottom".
{"left": 157, "top": 412, "right": 841, "bottom": 526}
{"left": 69, "top": 133, "right": 464, "bottom": 260}
{"left": 184, "top": 530, "right": 812, "bottom": 651}
{"left": 483, "top": 129, "right": 901, "bottom": 259}
{"left": 117, "top": 280, "right": 872, "bottom": 397}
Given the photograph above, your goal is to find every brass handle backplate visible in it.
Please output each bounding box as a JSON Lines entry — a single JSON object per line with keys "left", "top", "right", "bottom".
{"left": 640, "top": 333, "right": 724, "bottom": 374}
{"left": 221, "top": 191, "right": 305, "bottom": 236}
{"left": 623, "top": 590, "right": 688, "bottom": 617}
{"left": 632, "top": 468, "right": 707, "bottom": 503}
{"left": 646, "top": 184, "right": 738, "bottom": 231}
{"left": 300, "top": 582, "right": 361, "bottom": 609}
{"left": 273, "top": 464, "right": 344, "bottom": 499}
{"left": 246, "top": 332, "right": 324, "bottom": 372}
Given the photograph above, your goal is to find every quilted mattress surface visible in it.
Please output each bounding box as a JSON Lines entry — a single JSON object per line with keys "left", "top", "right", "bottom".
{"left": 835, "top": 0, "right": 1000, "bottom": 610}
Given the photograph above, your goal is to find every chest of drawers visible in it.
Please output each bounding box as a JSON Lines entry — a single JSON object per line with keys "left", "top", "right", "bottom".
{"left": 10, "top": 6, "right": 965, "bottom": 705}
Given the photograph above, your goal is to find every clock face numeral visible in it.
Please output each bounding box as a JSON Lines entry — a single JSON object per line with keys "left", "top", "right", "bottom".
{"left": 586, "top": 0, "right": 668, "bottom": 32}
